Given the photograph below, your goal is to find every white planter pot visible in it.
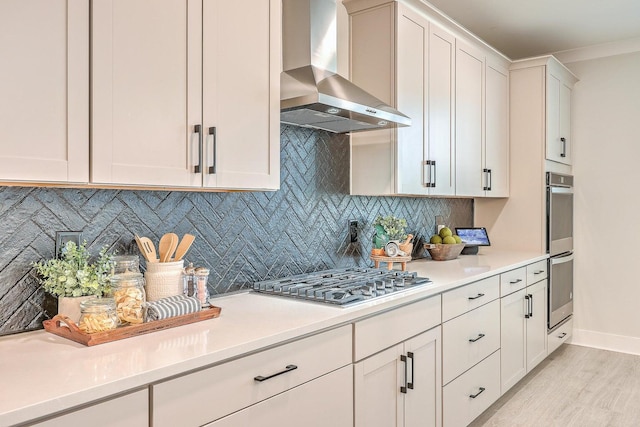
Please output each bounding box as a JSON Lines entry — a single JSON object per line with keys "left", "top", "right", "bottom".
{"left": 57, "top": 295, "right": 94, "bottom": 324}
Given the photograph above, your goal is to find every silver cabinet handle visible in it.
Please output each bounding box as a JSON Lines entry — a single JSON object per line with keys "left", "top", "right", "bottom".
{"left": 431, "top": 160, "right": 436, "bottom": 188}
{"left": 560, "top": 137, "right": 567, "bottom": 157}
{"left": 193, "top": 124, "right": 202, "bottom": 173}
{"left": 423, "top": 160, "right": 431, "bottom": 188}
{"left": 208, "top": 126, "right": 217, "bottom": 174}
{"left": 469, "top": 333, "right": 485, "bottom": 343}
{"left": 254, "top": 364, "right": 297, "bottom": 382}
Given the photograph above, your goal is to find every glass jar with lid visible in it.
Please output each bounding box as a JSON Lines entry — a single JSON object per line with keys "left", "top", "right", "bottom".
{"left": 78, "top": 298, "right": 118, "bottom": 333}
{"left": 108, "top": 273, "right": 146, "bottom": 325}
{"left": 111, "top": 255, "right": 140, "bottom": 275}
{"left": 195, "top": 267, "right": 210, "bottom": 308}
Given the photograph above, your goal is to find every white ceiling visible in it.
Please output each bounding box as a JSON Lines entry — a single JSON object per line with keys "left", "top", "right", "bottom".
{"left": 424, "top": 0, "right": 640, "bottom": 59}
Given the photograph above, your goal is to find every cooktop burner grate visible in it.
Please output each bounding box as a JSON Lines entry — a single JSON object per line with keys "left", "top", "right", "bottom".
{"left": 253, "top": 267, "right": 431, "bottom": 307}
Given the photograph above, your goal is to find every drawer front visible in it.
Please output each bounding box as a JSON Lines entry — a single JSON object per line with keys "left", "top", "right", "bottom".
{"left": 442, "top": 275, "right": 500, "bottom": 321}
{"left": 153, "top": 325, "right": 352, "bottom": 427}
{"left": 443, "top": 350, "right": 501, "bottom": 427}
{"left": 354, "top": 295, "right": 441, "bottom": 361}
{"left": 442, "top": 299, "right": 500, "bottom": 384}
{"left": 548, "top": 317, "right": 573, "bottom": 355}
{"left": 526, "top": 260, "right": 548, "bottom": 285}
{"left": 500, "top": 267, "right": 527, "bottom": 296}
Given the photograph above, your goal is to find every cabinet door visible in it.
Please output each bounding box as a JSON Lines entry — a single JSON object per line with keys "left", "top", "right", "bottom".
{"left": 395, "top": 5, "right": 428, "bottom": 196}
{"left": 546, "top": 68, "right": 573, "bottom": 165}
{"left": 526, "top": 280, "right": 548, "bottom": 371}
{"left": 558, "top": 82, "right": 572, "bottom": 164}
{"left": 354, "top": 343, "right": 404, "bottom": 427}
{"left": 202, "top": 0, "right": 280, "bottom": 190}
{"left": 428, "top": 25, "right": 456, "bottom": 196}
{"left": 32, "top": 389, "right": 148, "bottom": 427}
{"left": 500, "top": 288, "right": 526, "bottom": 393}
{"left": 92, "top": 0, "right": 202, "bottom": 187}
{"left": 0, "top": 0, "right": 88, "bottom": 183}
{"left": 455, "top": 41, "right": 484, "bottom": 197}
{"left": 484, "top": 58, "right": 509, "bottom": 197}
{"left": 207, "top": 366, "right": 353, "bottom": 427}
{"left": 405, "top": 327, "right": 442, "bottom": 427}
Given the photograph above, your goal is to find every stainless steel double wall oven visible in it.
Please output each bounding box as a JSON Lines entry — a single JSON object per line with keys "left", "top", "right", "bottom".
{"left": 546, "top": 172, "right": 574, "bottom": 330}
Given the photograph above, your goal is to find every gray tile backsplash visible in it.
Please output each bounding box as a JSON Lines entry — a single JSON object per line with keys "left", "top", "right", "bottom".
{"left": 0, "top": 125, "right": 472, "bottom": 335}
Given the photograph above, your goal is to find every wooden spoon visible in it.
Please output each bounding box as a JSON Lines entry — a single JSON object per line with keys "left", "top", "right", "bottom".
{"left": 139, "top": 236, "right": 158, "bottom": 262}
{"left": 174, "top": 234, "right": 196, "bottom": 261}
{"left": 158, "top": 233, "right": 179, "bottom": 262}
{"left": 133, "top": 234, "right": 149, "bottom": 262}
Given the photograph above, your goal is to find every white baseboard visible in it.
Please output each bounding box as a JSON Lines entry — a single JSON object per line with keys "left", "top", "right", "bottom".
{"left": 569, "top": 328, "right": 640, "bottom": 356}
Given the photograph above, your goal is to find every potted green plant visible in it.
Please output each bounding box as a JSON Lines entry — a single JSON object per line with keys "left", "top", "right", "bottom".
{"left": 373, "top": 215, "right": 408, "bottom": 242}
{"left": 33, "top": 241, "right": 114, "bottom": 322}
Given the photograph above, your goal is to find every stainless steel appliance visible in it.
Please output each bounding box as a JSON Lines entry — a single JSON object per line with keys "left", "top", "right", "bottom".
{"left": 546, "top": 172, "right": 574, "bottom": 330}
{"left": 280, "top": 0, "right": 411, "bottom": 133}
{"left": 253, "top": 267, "right": 431, "bottom": 307}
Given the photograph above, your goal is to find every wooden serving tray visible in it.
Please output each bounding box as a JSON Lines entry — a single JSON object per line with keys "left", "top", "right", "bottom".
{"left": 43, "top": 306, "right": 222, "bottom": 347}
{"left": 370, "top": 255, "right": 412, "bottom": 271}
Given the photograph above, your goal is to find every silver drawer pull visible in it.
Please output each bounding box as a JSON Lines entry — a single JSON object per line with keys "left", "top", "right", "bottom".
{"left": 469, "top": 333, "right": 485, "bottom": 343}
{"left": 254, "top": 364, "right": 298, "bottom": 382}
{"left": 468, "top": 293, "right": 485, "bottom": 300}
{"left": 558, "top": 332, "right": 567, "bottom": 339}
{"left": 469, "top": 387, "right": 486, "bottom": 399}
{"left": 510, "top": 278, "right": 523, "bottom": 284}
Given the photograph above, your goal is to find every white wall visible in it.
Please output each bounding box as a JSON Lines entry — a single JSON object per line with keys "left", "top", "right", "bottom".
{"left": 567, "top": 51, "right": 640, "bottom": 354}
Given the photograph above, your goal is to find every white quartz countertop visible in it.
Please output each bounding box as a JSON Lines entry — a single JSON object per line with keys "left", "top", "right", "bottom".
{"left": 0, "top": 249, "right": 546, "bottom": 426}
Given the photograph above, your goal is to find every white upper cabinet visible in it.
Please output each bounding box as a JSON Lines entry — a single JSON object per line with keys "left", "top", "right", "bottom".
{"left": 0, "top": 0, "right": 89, "bottom": 184}
{"left": 92, "top": 0, "right": 280, "bottom": 190}
{"left": 455, "top": 41, "right": 485, "bottom": 197}
{"left": 347, "top": 1, "right": 455, "bottom": 196}
{"left": 546, "top": 60, "right": 576, "bottom": 165}
{"left": 484, "top": 56, "right": 510, "bottom": 197}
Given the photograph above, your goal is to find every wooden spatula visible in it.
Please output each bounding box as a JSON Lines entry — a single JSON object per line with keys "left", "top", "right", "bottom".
{"left": 139, "top": 236, "right": 158, "bottom": 263}
{"left": 174, "top": 234, "right": 196, "bottom": 261}
{"left": 158, "top": 233, "right": 179, "bottom": 262}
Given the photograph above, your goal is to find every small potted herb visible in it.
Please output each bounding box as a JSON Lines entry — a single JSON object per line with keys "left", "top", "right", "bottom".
{"left": 33, "top": 241, "right": 113, "bottom": 322}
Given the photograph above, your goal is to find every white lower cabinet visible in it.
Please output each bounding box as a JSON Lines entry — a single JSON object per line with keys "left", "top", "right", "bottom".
{"left": 31, "top": 389, "right": 148, "bottom": 427}
{"left": 206, "top": 365, "right": 353, "bottom": 427}
{"left": 548, "top": 317, "right": 573, "bottom": 355}
{"left": 442, "top": 350, "right": 501, "bottom": 427}
{"left": 152, "top": 325, "right": 352, "bottom": 427}
{"left": 354, "top": 326, "right": 442, "bottom": 427}
{"left": 500, "top": 265, "right": 548, "bottom": 393}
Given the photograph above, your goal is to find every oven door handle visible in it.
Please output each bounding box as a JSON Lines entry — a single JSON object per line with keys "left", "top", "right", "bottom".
{"left": 550, "top": 253, "right": 574, "bottom": 265}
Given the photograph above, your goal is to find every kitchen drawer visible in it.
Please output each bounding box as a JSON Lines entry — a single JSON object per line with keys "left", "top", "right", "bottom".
{"left": 548, "top": 317, "right": 573, "bottom": 355}
{"left": 442, "top": 275, "right": 499, "bottom": 321}
{"left": 500, "top": 267, "right": 527, "bottom": 296}
{"left": 152, "top": 325, "right": 352, "bottom": 427}
{"left": 442, "top": 299, "right": 500, "bottom": 384}
{"left": 526, "top": 259, "right": 548, "bottom": 285}
{"left": 354, "top": 295, "right": 441, "bottom": 361}
{"left": 443, "top": 350, "right": 501, "bottom": 427}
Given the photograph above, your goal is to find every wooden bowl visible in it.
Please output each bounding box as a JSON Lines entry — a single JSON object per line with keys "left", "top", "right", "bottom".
{"left": 424, "top": 243, "right": 465, "bottom": 261}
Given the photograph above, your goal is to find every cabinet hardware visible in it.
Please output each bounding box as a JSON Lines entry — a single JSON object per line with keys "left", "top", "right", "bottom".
{"left": 400, "top": 354, "right": 408, "bottom": 393}
{"left": 431, "top": 160, "right": 436, "bottom": 188}
{"left": 525, "top": 294, "right": 531, "bottom": 318}
{"left": 529, "top": 293, "right": 533, "bottom": 317}
{"left": 560, "top": 137, "right": 567, "bottom": 157}
{"left": 424, "top": 160, "right": 431, "bottom": 187}
{"left": 469, "top": 333, "right": 485, "bottom": 343}
{"left": 558, "top": 332, "right": 567, "bottom": 339}
{"left": 469, "top": 387, "right": 486, "bottom": 399}
{"left": 254, "top": 364, "right": 298, "bottom": 382}
{"left": 193, "top": 124, "right": 203, "bottom": 173}
{"left": 468, "top": 293, "right": 485, "bottom": 300}
{"left": 510, "top": 279, "right": 522, "bottom": 284}
{"left": 483, "top": 168, "right": 489, "bottom": 191}
{"left": 407, "top": 351, "right": 415, "bottom": 390}
{"left": 208, "top": 127, "right": 217, "bottom": 174}
{"left": 533, "top": 270, "right": 545, "bottom": 275}
{"left": 487, "top": 168, "right": 492, "bottom": 191}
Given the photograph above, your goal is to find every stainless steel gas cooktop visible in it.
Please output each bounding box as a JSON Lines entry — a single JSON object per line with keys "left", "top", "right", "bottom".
{"left": 253, "top": 267, "right": 431, "bottom": 307}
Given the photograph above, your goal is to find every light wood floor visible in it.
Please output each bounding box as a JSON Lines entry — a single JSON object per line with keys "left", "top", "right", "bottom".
{"left": 469, "top": 344, "right": 640, "bottom": 426}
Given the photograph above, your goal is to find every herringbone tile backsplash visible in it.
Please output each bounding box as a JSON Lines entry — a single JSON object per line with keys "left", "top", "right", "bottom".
{"left": 0, "top": 125, "right": 472, "bottom": 335}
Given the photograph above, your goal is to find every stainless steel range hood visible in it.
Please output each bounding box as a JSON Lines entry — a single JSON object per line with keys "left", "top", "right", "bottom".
{"left": 281, "top": 0, "right": 411, "bottom": 134}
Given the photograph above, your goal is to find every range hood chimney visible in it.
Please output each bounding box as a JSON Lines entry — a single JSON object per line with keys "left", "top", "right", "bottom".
{"left": 281, "top": 0, "right": 411, "bottom": 134}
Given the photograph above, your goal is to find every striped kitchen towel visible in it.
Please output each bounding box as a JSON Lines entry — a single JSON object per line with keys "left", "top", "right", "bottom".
{"left": 145, "top": 295, "right": 201, "bottom": 322}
